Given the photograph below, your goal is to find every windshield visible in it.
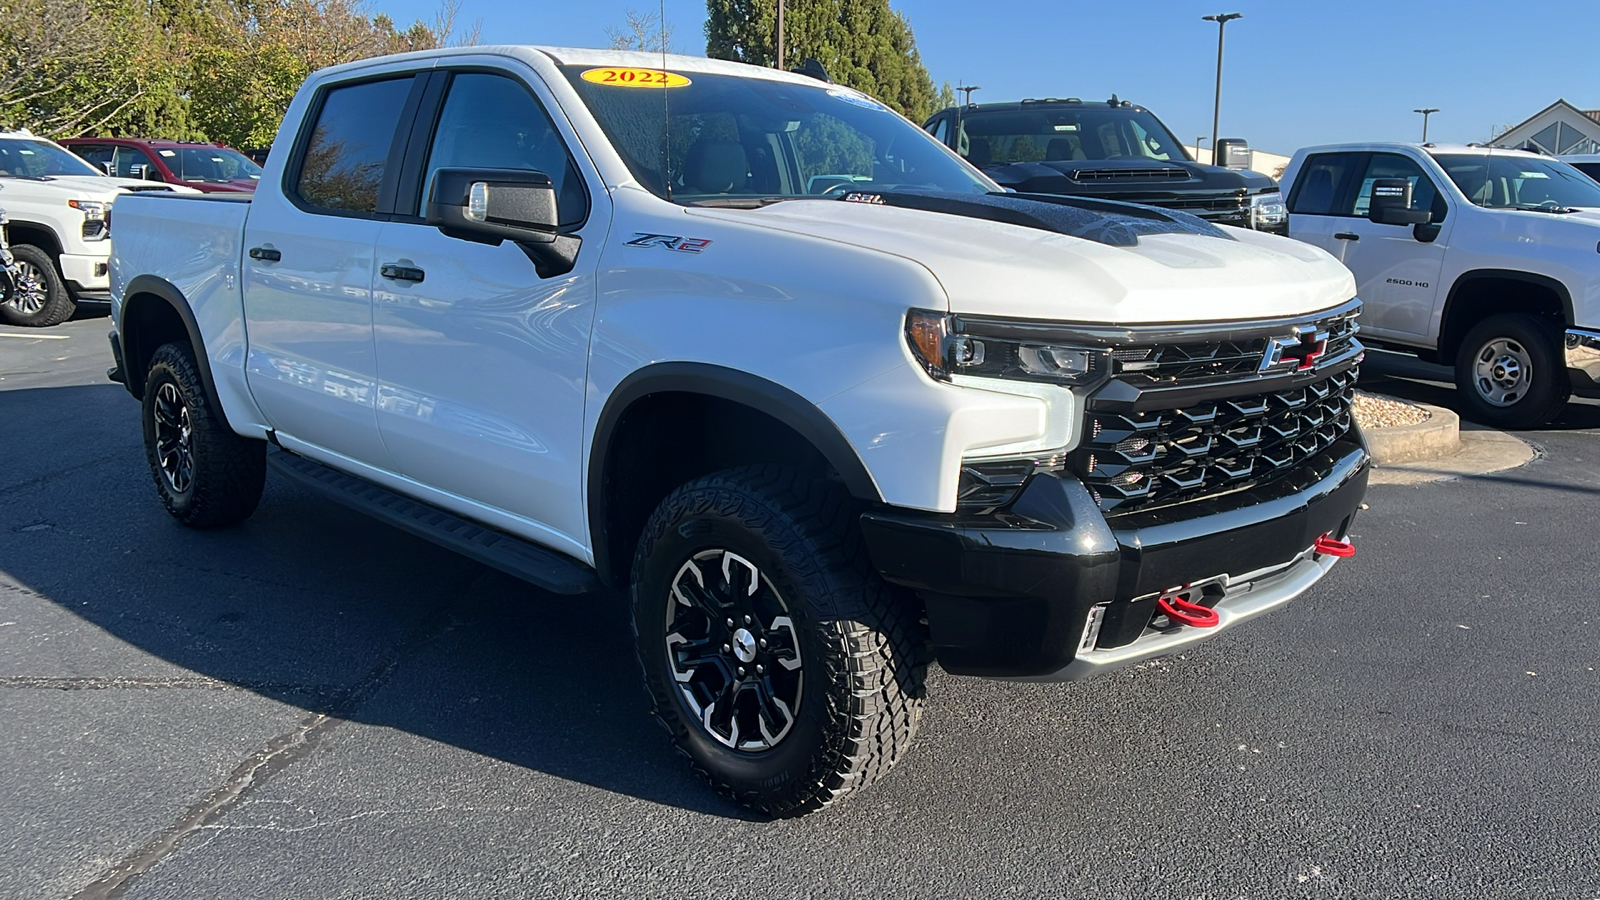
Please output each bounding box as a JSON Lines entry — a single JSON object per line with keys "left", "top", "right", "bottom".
{"left": 162, "top": 146, "right": 262, "bottom": 182}
{"left": 1435, "top": 153, "right": 1600, "bottom": 210}
{"left": 0, "top": 138, "right": 102, "bottom": 178}
{"left": 562, "top": 66, "right": 991, "bottom": 203}
{"left": 957, "top": 106, "right": 1190, "bottom": 167}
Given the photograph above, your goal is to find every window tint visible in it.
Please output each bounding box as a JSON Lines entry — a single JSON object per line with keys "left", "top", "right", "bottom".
{"left": 72, "top": 144, "right": 113, "bottom": 172}
{"left": 422, "top": 72, "right": 586, "bottom": 227}
{"left": 1289, "top": 153, "right": 1360, "bottom": 215}
{"left": 928, "top": 117, "right": 948, "bottom": 144}
{"left": 1574, "top": 162, "right": 1600, "bottom": 184}
{"left": 295, "top": 76, "right": 413, "bottom": 214}
{"left": 1350, "top": 153, "right": 1447, "bottom": 222}
{"left": 113, "top": 146, "right": 159, "bottom": 180}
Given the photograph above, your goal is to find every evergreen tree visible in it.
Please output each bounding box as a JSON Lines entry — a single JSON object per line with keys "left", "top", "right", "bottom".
{"left": 705, "top": 0, "right": 943, "bottom": 122}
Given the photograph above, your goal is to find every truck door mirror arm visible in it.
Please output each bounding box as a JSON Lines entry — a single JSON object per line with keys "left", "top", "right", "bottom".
{"left": 424, "top": 167, "right": 580, "bottom": 278}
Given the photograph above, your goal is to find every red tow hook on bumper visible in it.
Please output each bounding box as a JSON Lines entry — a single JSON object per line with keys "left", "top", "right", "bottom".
{"left": 1313, "top": 534, "right": 1356, "bottom": 558}
{"left": 1156, "top": 594, "right": 1220, "bottom": 628}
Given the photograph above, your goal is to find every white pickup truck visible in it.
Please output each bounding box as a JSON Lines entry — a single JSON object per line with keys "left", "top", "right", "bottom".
{"left": 0, "top": 130, "right": 192, "bottom": 327}
{"left": 1280, "top": 143, "right": 1600, "bottom": 427}
{"left": 108, "top": 46, "right": 1369, "bottom": 816}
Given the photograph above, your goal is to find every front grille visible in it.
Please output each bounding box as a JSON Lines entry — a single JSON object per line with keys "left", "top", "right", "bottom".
{"left": 1112, "top": 311, "right": 1360, "bottom": 386}
{"left": 1072, "top": 367, "right": 1358, "bottom": 515}
{"left": 1071, "top": 167, "right": 1190, "bottom": 182}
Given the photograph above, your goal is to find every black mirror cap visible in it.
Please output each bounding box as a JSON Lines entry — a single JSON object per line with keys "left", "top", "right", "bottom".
{"left": 425, "top": 167, "right": 560, "bottom": 246}
{"left": 1367, "top": 177, "right": 1432, "bottom": 226}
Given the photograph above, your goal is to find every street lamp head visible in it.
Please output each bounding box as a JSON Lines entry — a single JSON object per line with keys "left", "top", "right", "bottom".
{"left": 1413, "top": 107, "right": 1440, "bottom": 115}
{"left": 1203, "top": 12, "right": 1243, "bottom": 23}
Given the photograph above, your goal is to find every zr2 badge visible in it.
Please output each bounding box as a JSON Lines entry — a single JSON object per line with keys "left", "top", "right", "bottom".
{"left": 626, "top": 233, "right": 712, "bottom": 253}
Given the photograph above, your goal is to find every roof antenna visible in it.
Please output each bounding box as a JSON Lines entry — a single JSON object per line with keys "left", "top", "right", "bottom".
{"left": 1107, "top": 93, "right": 1119, "bottom": 107}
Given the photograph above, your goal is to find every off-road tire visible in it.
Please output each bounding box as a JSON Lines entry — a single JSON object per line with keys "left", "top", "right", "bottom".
{"left": 631, "top": 465, "right": 928, "bottom": 817}
{"left": 141, "top": 342, "right": 265, "bottom": 528}
{"left": 1454, "top": 313, "right": 1569, "bottom": 429}
{"left": 0, "top": 244, "right": 75, "bottom": 327}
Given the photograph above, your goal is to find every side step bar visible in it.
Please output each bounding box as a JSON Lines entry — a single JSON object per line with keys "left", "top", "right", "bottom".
{"left": 266, "top": 449, "right": 602, "bottom": 595}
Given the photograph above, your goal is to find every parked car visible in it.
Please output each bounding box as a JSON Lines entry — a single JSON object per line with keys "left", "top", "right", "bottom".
{"left": 1559, "top": 153, "right": 1600, "bottom": 183}
{"left": 0, "top": 129, "right": 193, "bottom": 327}
{"left": 61, "top": 138, "right": 262, "bottom": 193}
{"left": 109, "top": 47, "right": 1368, "bottom": 816}
{"left": 1280, "top": 143, "right": 1600, "bottom": 427}
{"left": 922, "top": 98, "right": 1288, "bottom": 233}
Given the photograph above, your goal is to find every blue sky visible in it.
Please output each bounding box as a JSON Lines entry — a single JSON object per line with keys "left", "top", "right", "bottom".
{"left": 379, "top": 0, "right": 1597, "bottom": 153}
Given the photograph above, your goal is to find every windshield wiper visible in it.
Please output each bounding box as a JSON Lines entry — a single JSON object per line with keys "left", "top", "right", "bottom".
{"left": 1506, "top": 204, "right": 1576, "bottom": 214}
{"left": 683, "top": 196, "right": 806, "bottom": 209}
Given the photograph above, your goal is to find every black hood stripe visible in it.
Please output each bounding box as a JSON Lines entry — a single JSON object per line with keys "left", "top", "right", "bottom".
{"left": 844, "top": 190, "right": 1233, "bottom": 248}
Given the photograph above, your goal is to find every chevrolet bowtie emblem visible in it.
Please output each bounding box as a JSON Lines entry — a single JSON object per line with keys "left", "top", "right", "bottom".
{"left": 1260, "top": 326, "right": 1329, "bottom": 373}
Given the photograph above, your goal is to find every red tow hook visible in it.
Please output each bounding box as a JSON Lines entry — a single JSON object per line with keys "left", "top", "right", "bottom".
{"left": 1156, "top": 594, "right": 1220, "bottom": 628}
{"left": 1313, "top": 534, "right": 1356, "bottom": 558}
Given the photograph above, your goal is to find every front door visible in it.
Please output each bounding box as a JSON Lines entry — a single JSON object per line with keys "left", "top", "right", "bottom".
{"left": 370, "top": 67, "right": 604, "bottom": 553}
{"left": 242, "top": 73, "right": 421, "bottom": 466}
{"left": 1334, "top": 152, "right": 1453, "bottom": 339}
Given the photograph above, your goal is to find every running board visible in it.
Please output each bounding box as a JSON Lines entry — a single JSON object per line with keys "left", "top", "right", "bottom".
{"left": 266, "top": 449, "right": 601, "bottom": 595}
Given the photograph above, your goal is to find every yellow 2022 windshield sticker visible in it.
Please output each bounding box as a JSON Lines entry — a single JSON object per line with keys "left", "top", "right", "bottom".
{"left": 581, "top": 67, "right": 692, "bottom": 88}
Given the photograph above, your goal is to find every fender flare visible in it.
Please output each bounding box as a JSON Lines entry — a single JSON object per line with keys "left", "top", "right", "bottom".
{"left": 587, "top": 362, "right": 883, "bottom": 581}
{"left": 1440, "top": 269, "right": 1573, "bottom": 348}
{"left": 119, "top": 274, "right": 234, "bottom": 432}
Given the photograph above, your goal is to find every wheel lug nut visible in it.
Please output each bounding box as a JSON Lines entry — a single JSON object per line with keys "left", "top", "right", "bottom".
{"left": 722, "top": 643, "right": 731, "bottom": 653}
{"left": 756, "top": 664, "right": 764, "bottom": 674}
{"left": 737, "top": 666, "right": 746, "bottom": 677}
{"left": 758, "top": 638, "right": 767, "bottom": 648}
{"left": 726, "top": 618, "right": 735, "bottom": 628}
{"left": 743, "top": 615, "right": 752, "bottom": 624}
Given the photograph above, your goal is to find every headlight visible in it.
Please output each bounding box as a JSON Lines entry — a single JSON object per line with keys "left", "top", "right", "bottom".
{"left": 905, "top": 310, "right": 1111, "bottom": 387}
{"left": 1250, "top": 191, "right": 1288, "bottom": 229}
{"left": 68, "top": 199, "right": 106, "bottom": 221}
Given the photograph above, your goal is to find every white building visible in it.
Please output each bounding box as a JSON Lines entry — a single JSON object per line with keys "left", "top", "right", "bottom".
{"left": 1491, "top": 100, "right": 1600, "bottom": 154}
{"left": 1186, "top": 145, "right": 1291, "bottom": 181}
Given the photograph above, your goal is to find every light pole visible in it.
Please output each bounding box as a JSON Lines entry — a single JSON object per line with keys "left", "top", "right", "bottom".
{"left": 1414, "top": 108, "right": 1439, "bottom": 142}
{"left": 1202, "top": 13, "right": 1243, "bottom": 154}
{"left": 777, "top": 0, "right": 785, "bottom": 68}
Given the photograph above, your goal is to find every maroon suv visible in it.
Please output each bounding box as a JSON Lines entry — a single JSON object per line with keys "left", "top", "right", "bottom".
{"left": 60, "top": 138, "right": 262, "bottom": 193}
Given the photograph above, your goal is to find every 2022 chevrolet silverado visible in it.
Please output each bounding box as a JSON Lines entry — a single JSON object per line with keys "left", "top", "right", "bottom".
{"left": 108, "top": 46, "right": 1368, "bottom": 816}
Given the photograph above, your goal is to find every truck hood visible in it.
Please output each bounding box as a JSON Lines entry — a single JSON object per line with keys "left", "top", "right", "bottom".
{"left": 686, "top": 195, "right": 1354, "bottom": 323}
{"left": 983, "top": 158, "right": 1279, "bottom": 201}
{"left": 0, "top": 174, "right": 198, "bottom": 198}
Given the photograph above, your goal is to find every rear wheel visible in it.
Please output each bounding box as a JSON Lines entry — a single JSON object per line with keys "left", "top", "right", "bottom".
{"left": 631, "top": 466, "right": 927, "bottom": 817}
{"left": 1454, "top": 313, "right": 1569, "bottom": 428}
{"left": 141, "top": 342, "right": 265, "bottom": 528}
{"left": 0, "top": 244, "right": 75, "bottom": 327}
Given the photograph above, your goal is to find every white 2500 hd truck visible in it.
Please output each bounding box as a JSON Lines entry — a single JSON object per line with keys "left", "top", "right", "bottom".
{"left": 108, "top": 47, "right": 1368, "bottom": 816}
{"left": 1280, "top": 143, "right": 1600, "bottom": 427}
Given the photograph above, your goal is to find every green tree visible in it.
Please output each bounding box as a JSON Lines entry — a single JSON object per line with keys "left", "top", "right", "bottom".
{"left": 705, "top": 0, "right": 943, "bottom": 122}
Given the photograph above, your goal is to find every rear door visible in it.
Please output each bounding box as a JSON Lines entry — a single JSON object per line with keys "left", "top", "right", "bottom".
{"left": 368, "top": 64, "right": 607, "bottom": 552}
{"left": 241, "top": 71, "right": 424, "bottom": 466}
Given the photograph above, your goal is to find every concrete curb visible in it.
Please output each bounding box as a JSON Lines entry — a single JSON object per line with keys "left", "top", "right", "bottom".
{"left": 1361, "top": 402, "right": 1460, "bottom": 465}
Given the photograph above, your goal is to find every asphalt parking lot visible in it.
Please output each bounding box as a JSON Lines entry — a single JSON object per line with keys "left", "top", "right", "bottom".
{"left": 3, "top": 314, "right": 1598, "bottom": 900}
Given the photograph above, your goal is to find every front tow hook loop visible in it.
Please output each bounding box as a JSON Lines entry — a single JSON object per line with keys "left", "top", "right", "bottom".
{"left": 1313, "top": 534, "right": 1356, "bottom": 558}
{"left": 1156, "top": 594, "right": 1220, "bottom": 628}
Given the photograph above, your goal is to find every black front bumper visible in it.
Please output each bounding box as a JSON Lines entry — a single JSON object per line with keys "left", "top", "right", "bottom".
{"left": 859, "top": 437, "right": 1369, "bottom": 679}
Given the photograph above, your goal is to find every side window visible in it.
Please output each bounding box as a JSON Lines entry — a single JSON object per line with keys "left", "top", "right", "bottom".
{"left": 114, "top": 146, "right": 159, "bottom": 180}
{"left": 294, "top": 76, "right": 414, "bottom": 214}
{"left": 928, "top": 117, "right": 948, "bottom": 144}
{"left": 73, "top": 144, "right": 113, "bottom": 173}
{"left": 1288, "top": 152, "right": 1360, "bottom": 215}
{"left": 1349, "top": 153, "right": 1447, "bottom": 223}
{"left": 422, "top": 72, "right": 586, "bottom": 228}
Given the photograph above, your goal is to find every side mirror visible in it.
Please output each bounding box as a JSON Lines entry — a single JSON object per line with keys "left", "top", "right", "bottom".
{"left": 129, "top": 164, "right": 147, "bottom": 180}
{"left": 425, "top": 167, "right": 579, "bottom": 278}
{"left": 147, "top": 167, "right": 165, "bottom": 182}
{"left": 100, "top": 162, "right": 114, "bottom": 177}
{"left": 1368, "top": 177, "right": 1431, "bottom": 226}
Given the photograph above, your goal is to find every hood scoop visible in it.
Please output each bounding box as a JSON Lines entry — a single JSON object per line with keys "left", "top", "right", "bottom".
{"left": 838, "top": 190, "right": 1231, "bottom": 248}
{"left": 1070, "top": 167, "right": 1190, "bottom": 182}
{"left": 121, "top": 184, "right": 175, "bottom": 192}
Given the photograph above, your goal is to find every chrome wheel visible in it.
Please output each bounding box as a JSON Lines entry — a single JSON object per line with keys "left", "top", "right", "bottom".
{"left": 5, "top": 259, "right": 47, "bottom": 315}
{"left": 152, "top": 382, "right": 194, "bottom": 494}
{"left": 1472, "top": 337, "right": 1533, "bottom": 407}
{"left": 664, "top": 549, "right": 803, "bottom": 752}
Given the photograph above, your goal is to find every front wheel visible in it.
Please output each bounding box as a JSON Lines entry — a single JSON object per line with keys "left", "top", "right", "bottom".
{"left": 0, "top": 244, "right": 75, "bottom": 327}
{"left": 141, "top": 342, "right": 266, "bottom": 528}
{"left": 1454, "top": 314, "right": 1569, "bottom": 428}
{"left": 631, "top": 466, "right": 928, "bottom": 817}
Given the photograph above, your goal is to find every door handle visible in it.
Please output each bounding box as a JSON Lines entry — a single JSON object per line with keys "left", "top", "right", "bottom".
{"left": 380, "top": 264, "right": 425, "bottom": 283}
{"left": 248, "top": 247, "right": 281, "bottom": 261}
{"left": 1333, "top": 232, "right": 1360, "bottom": 242}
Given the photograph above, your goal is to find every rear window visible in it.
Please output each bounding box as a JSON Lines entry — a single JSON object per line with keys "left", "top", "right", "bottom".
{"left": 293, "top": 77, "right": 413, "bottom": 214}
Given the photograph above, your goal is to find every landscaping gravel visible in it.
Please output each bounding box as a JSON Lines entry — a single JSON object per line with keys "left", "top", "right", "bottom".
{"left": 1352, "top": 390, "right": 1431, "bottom": 428}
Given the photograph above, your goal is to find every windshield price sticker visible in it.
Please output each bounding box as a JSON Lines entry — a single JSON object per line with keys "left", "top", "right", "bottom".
{"left": 581, "top": 67, "right": 691, "bottom": 89}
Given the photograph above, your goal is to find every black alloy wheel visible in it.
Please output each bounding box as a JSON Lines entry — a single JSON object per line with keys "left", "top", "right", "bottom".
{"left": 632, "top": 466, "right": 928, "bottom": 817}
{"left": 141, "top": 342, "right": 266, "bottom": 528}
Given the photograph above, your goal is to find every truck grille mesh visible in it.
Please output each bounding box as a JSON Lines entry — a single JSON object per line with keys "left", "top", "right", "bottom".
{"left": 1072, "top": 367, "right": 1359, "bottom": 515}
{"left": 1113, "top": 313, "right": 1360, "bottom": 385}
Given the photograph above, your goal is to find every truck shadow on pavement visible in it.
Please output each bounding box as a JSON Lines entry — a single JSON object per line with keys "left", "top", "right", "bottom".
{"left": 0, "top": 384, "right": 756, "bottom": 820}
